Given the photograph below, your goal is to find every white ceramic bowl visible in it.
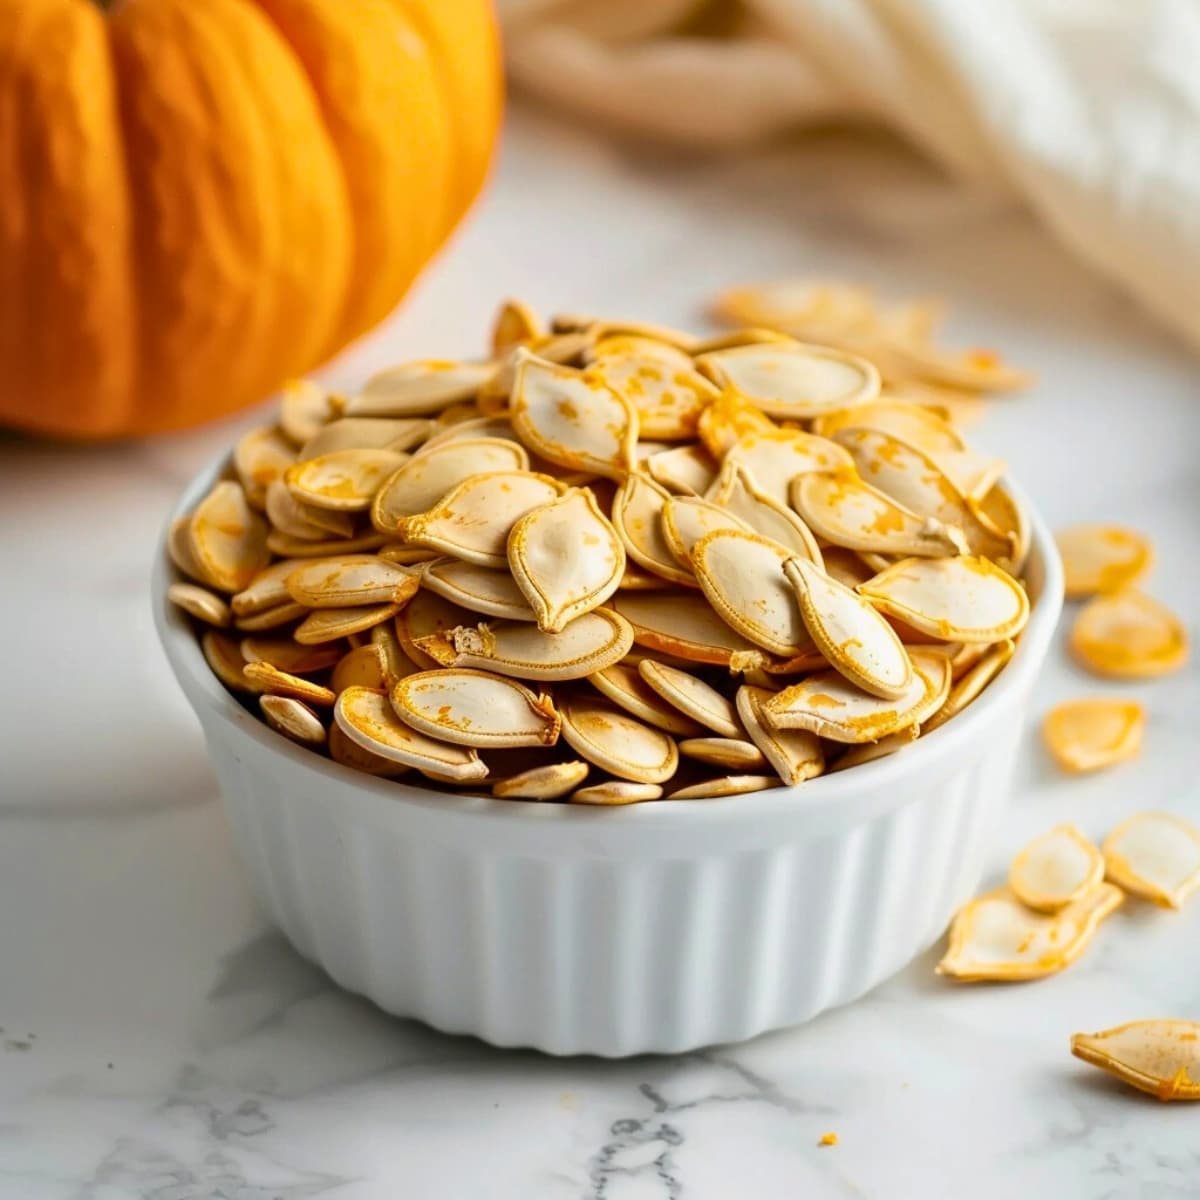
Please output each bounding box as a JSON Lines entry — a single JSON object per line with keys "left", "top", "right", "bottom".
{"left": 155, "top": 455, "right": 1062, "bottom": 1056}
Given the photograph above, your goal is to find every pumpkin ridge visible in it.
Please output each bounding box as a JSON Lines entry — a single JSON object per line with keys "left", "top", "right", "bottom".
{"left": 0, "top": 0, "right": 137, "bottom": 437}
{"left": 247, "top": 0, "right": 450, "bottom": 353}
{"left": 390, "top": 0, "right": 503, "bottom": 231}
{"left": 108, "top": 0, "right": 352, "bottom": 432}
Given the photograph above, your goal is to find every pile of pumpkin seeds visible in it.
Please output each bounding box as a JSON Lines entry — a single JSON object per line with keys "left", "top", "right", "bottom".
{"left": 167, "top": 292, "right": 1039, "bottom": 804}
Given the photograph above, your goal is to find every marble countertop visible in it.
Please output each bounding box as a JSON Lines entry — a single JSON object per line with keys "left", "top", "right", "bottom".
{"left": 2, "top": 107, "right": 1198, "bottom": 1200}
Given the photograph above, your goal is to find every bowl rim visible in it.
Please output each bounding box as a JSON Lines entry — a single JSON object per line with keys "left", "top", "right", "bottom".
{"left": 154, "top": 450, "right": 1063, "bottom": 832}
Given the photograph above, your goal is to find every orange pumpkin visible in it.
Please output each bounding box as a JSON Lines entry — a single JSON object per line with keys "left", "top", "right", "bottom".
{"left": 0, "top": 0, "right": 501, "bottom": 438}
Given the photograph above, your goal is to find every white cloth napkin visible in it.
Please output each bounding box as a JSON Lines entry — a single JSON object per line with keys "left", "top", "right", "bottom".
{"left": 500, "top": 0, "right": 1200, "bottom": 353}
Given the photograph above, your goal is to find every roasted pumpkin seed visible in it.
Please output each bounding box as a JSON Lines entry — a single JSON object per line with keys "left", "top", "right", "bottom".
{"left": 1071, "top": 1021, "right": 1200, "bottom": 1101}
{"left": 491, "top": 760, "right": 588, "bottom": 799}
{"left": 559, "top": 695, "right": 679, "bottom": 783}
{"left": 508, "top": 487, "right": 625, "bottom": 631}
{"left": 936, "top": 883, "right": 1123, "bottom": 982}
{"left": 167, "top": 583, "right": 231, "bottom": 628}
{"left": 260, "top": 695, "right": 326, "bottom": 747}
{"left": 1009, "top": 824, "right": 1105, "bottom": 912}
{"left": 1069, "top": 589, "right": 1188, "bottom": 678}
{"left": 1042, "top": 697, "right": 1144, "bottom": 773}
{"left": 1103, "top": 811, "right": 1200, "bottom": 909}
{"left": 334, "top": 686, "right": 487, "bottom": 781}
{"left": 391, "top": 669, "right": 560, "bottom": 748}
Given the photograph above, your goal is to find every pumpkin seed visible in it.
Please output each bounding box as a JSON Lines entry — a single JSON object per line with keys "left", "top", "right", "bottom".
{"left": 595, "top": 351, "right": 718, "bottom": 440}
{"left": 764, "top": 651, "right": 949, "bottom": 743}
{"left": 1008, "top": 824, "right": 1105, "bottom": 913}
{"left": 492, "top": 760, "right": 588, "bottom": 799}
{"left": 492, "top": 298, "right": 543, "bottom": 354}
{"left": 240, "top": 638, "right": 342, "bottom": 675}
{"left": 370, "top": 620, "right": 419, "bottom": 687}
{"left": 285, "top": 556, "right": 419, "bottom": 608}
{"left": 791, "top": 470, "right": 965, "bottom": 558}
{"left": 814, "top": 398, "right": 964, "bottom": 454}
{"left": 285, "top": 449, "right": 407, "bottom": 512}
{"left": 188, "top": 481, "right": 271, "bottom": 594}
{"left": 370, "top": 437, "right": 529, "bottom": 531}
{"left": 348, "top": 359, "right": 494, "bottom": 417}
{"left": 233, "top": 601, "right": 307, "bottom": 632}
{"left": 706, "top": 462, "right": 824, "bottom": 564}
{"left": 660, "top": 495, "right": 751, "bottom": 569}
{"left": 508, "top": 488, "right": 625, "bottom": 631}
{"left": 971, "top": 482, "right": 1030, "bottom": 576}
{"left": 202, "top": 631, "right": 257, "bottom": 693}
{"left": 936, "top": 883, "right": 1123, "bottom": 982}
{"left": 678, "top": 737, "right": 768, "bottom": 771}
{"left": 859, "top": 556, "right": 1029, "bottom": 644}
{"left": 722, "top": 429, "right": 852, "bottom": 504}
{"left": 588, "top": 664, "right": 705, "bottom": 737}
{"left": 243, "top": 661, "right": 336, "bottom": 707}
{"left": 228, "top": 561, "right": 304, "bottom": 619}
{"left": 735, "top": 685, "right": 824, "bottom": 786}
{"left": 921, "top": 639, "right": 1015, "bottom": 733}
{"left": 553, "top": 314, "right": 693, "bottom": 349}
{"left": 400, "top": 471, "right": 565, "bottom": 568}
{"left": 928, "top": 446, "right": 1007, "bottom": 503}
{"left": 168, "top": 516, "right": 217, "bottom": 587}
{"left": 377, "top": 545, "right": 440, "bottom": 566}
{"left": 417, "top": 609, "right": 634, "bottom": 681}
{"left": 328, "top": 722, "right": 412, "bottom": 776}
{"left": 668, "top": 775, "right": 777, "bottom": 800}
{"left": 279, "top": 379, "right": 334, "bottom": 445}
{"left": 784, "top": 557, "right": 912, "bottom": 700}
{"left": 510, "top": 350, "right": 638, "bottom": 480}
{"left": 571, "top": 781, "right": 664, "bottom": 806}
{"left": 1042, "top": 697, "right": 1144, "bottom": 773}
{"left": 391, "top": 669, "right": 560, "bottom": 748}
{"left": 1071, "top": 1021, "right": 1200, "bottom": 1102}
{"left": 884, "top": 342, "right": 1032, "bottom": 394}
{"left": 696, "top": 392, "right": 777, "bottom": 458}
{"left": 167, "top": 583, "right": 231, "bottom": 628}
{"left": 260, "top": 695, "right": 327, "bottom": 747}
{"left": 1102, "top": 811, "right": 1200, "bottom": 909}
{"left": 334, "top": 686, "right": 487, "bottom": 781}
{"left": 612, "top": 474, "right": 697, "bottom": 585}
{"left": 418, "top": 415, "right": 520, "bottom": 452}
{"left": 637, "top": 660, "right": 743, "bottom": 738}
{"left": 827, "top": 726, "right": 919, "bottom": 771}
{"left": 294, "top": 603, "right": 401, "bottom": 645}
{"left": 298, "top": 416, "right": 432, "bottom": 461}
{"left": 644, "top": 443, "right": 718, "bottom": 496}
{"left": 330, "top": 644, "right": 388, "bottom": 694}
{"left": 265, "top": 479, "right": 354, "bottom": 541}
{"left": 610, "top": 592, "right": 767, "bottom": 668}
{"left": 1056, "top": 524, "right": 1153, "bottom": 599}
{"left": 692, "top": 530, "right": 811, "bottom": 657}
{"left": 559, "top": 695, "right": 679, "bottom": 783}
{"left": 234, "top": 426, "right": 296, "bottom": 508}
{"left": 395, "top": 591, "right": 478, "bottom": 669}
{"left": 478, "top": 332, "right": 594, "bottom": 413}
{"left": 420, "top": 558, "right": 537, "bottom": 621}
{"left": 696, "top": 340, "right": 880, "bottom": 419}
{"left": 834, "top": 427, "right": 1009, "bottom": 558}
{"left": 266, "top": 530, "right": 389, "bottom": 558}
{"left": 1069, "top": 589, "right": 1188, "bottom": 678}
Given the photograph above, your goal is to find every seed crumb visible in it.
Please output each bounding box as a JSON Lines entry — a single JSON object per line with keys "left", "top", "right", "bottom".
{"left": 818, "top": 1131, "right": 838, "bottom": 1148}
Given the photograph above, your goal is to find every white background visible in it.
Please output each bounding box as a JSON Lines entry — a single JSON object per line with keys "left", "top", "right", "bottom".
{"left": 1, "top": 107, "right": 1198, "bottom": 1199}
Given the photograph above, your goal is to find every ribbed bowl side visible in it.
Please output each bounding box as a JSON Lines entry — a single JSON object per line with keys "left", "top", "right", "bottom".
{"left": 209, "top": 719, "right": 1018, "bottom": 1057}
